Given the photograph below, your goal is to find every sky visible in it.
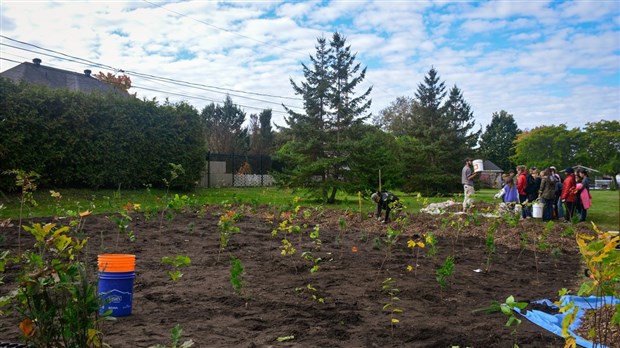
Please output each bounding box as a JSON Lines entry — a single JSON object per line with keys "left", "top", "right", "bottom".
{"left": 1, "top": 0, "right": 619, "bottom": 132}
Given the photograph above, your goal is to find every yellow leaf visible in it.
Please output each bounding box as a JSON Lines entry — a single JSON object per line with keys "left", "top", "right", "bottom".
{"left": 391, "top": 318, "right": 400, "bottom": 323}
{"left": 54, "top": 234, "right": 72, "bottom": 252}
{"left": 79, "top": 210, "right": 92, "bottom": 217}
{"left": 407, "top": 265, "right": 413, "bottom": 272}
{"left": 564, "top": 336, "right": 576, "bottom": 348}
{"left": 43, "top": 223, "right": 56, "bottom": 234}
{"left": 407, "top": 240, "right": 415, "bottom": 248}
{"left": 417, "top": 241, "right": 425, "bottom": 248}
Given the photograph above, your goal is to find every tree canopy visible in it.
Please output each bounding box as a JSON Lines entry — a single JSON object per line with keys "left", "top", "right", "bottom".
{"left": 511, "top": 124, "right": 581, "bottom": 170}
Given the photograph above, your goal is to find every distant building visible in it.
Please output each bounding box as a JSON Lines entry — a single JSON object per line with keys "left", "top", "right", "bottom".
{"left": 478, "top": 160, "right": 504, "bottom": 188}
{"left": 0, "top": 58, "right": 119, "bottom": 94}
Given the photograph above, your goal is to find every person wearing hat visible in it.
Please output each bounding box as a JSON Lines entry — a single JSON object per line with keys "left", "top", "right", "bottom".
{"left": 560, "top": 167, "right": 577, "bottom": 222}
{"left": 371, "top": 191, "right": 401, "bottom": 223}
{"left": 461, "top": 158, "right": 479, "bottom": 212}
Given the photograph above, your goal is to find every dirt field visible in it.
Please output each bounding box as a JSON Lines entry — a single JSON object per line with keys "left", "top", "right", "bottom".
{"left": 0, "top": 203, "right": 596, "bottom": 347}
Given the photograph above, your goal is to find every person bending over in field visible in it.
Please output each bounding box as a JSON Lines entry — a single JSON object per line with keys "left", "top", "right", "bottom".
{"left": 371, "top": 192, "right": 402, "bottom": 223}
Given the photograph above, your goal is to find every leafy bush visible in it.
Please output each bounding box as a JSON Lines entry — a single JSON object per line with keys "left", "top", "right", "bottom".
{"left": 0, "top": 78, "right": 206, "bottom": 191}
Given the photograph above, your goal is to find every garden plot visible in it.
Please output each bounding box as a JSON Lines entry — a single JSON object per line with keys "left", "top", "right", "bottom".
{"left": 0, "top": 204, "right": 598, "bottom": 347}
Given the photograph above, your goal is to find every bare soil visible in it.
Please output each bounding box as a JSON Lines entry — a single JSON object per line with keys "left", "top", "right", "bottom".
{"left": 0, "top": 203, "right": 599, "bottom": 347}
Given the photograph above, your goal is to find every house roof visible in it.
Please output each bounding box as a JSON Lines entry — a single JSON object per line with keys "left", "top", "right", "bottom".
{"left": 482, "top": 160, "right": 503, "bottom": 172}
{"left": 0, "top": 58, "right": 119, "bottom": 94}
{"left": 566, "top": 165, "right": 600, "bottom": 173}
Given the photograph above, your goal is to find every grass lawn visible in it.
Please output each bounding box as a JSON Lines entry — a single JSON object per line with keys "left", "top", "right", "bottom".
{"left": 1, "top": 186, "right": 618, "bottom": 230}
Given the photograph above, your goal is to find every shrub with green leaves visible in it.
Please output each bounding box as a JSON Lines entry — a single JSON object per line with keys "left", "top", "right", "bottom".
{"left": 1, "top": 222, "right": 108, "bottom": 347}
{"left": 0, "top": 78, "right": 206, "bottom": 190}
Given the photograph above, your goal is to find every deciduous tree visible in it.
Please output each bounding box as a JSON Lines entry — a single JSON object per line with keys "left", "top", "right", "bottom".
{"left": 94, "top": 71, "right": 133, "bottom": 94}
{"left": 575, "top": 120, "right": 620, "bottom": 175}
{"left": 511, "top": 125, "right": 581, "bottom": 170}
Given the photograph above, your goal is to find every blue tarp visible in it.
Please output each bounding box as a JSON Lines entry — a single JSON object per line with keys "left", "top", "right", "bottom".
{"left": 515, "top": 295, "right": 619, "bottom": 348}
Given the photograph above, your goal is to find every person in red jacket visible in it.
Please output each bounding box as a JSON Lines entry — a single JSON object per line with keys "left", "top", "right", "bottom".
{"left": 516, "top": 165, "right": 530, "bottom": 218}
{"left": 561, "top": 167, "right": 577, "bottom": 222}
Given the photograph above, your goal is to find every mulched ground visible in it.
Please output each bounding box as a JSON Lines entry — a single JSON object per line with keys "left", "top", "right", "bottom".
{"left": 0, "top": 203, "right": 603, "bottom": 347}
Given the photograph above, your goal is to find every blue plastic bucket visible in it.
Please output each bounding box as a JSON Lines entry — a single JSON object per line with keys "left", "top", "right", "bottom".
{"left": 98, "top": 271, "right": 135, "bottom": 316}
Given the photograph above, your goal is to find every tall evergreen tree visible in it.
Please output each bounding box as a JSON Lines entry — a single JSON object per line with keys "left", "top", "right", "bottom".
{"left": 412, "top": 67, "right": 446, "bottom": 138}
{"left": 443, "top": 85, "right": 480, "bottom": 150}
{"left": 379, "top": 68, "right": 479, "bottom": 193}
{"left": 277, "top": 33, "right": 372, "bottom": 203}
{"left": 248, "top": 109, "right": 273, "bottom": 155}
{"left": 202, "top": 95, "right": 248, "bottom": 153}
{"left": 478, "top": 110, "right": 521, "bottom": 171}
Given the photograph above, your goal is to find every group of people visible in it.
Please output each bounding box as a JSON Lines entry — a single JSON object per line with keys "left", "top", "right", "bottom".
{"left": 490, "top": 163, "right": 591, "bottom": 222}
{"left": 372, "top": 159, "right": 593, "bottom": 224}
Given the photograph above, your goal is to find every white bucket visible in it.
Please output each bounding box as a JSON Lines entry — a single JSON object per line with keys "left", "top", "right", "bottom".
{"left": 473, "top": 159, "right": 484, "bottom": 172}
{"left": 532, "top": 203, "right": 543, "bottom": 218}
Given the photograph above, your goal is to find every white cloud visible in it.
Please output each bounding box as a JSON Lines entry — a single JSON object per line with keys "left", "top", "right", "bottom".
{"left": 0, "top": 0, "right": 617, "bottom": 132}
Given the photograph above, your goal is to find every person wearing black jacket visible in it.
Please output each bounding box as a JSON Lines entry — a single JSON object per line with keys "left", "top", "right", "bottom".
{"left": 371, "top": 192, "right": 401, "bottom": 223}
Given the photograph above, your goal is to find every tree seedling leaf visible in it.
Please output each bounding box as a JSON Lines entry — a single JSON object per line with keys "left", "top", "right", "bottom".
{"left": 276, "top": 335, "right": 294, "bottom": 342}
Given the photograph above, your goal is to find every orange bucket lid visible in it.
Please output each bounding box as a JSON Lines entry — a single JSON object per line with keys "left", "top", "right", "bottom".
{"left": 98, "top": 254, "right": 136, "bottom": 272}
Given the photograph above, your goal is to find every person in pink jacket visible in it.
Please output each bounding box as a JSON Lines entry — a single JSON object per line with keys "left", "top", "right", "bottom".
{"left": 575, "top": 168, "right": 591, "bottom": 222}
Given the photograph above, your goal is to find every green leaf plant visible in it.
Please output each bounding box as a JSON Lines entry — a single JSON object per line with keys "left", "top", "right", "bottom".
{"left": 501, "top": 295, "right": 528, "bottom": 348}
{"left": 436, "top": 255, "right": 455, "bottom": 298}
{"left": 217, "top": 209, "right": 241, "bottom": 263}
{"left": 3, "top": 169, "right": 39, "bottom": 254}
{"left": 229, "top": 255, "right": 248, "bottom": 300}
{"left": 485, "top": 219, "right": 500, "bottom": 273}
{"left": 2, "top": 222, "right": 108, "bottom": 347}
{"left": 425, "top": 232, "right": 438, "bottom": 260}
{"left": 149, "top": 324, "right": 195, "bottom": 348}
{"left": 375, "top": 226, "right": 401, "bottom": 279}
{"left": 382, "top": 277, "right": 402, "bottom": 337}
{"left": 161, "top": 255, "right": 191, "bottom": 283}
{"left": 556, "top": 223, "right": 620, "bottom": 347}
{"left": 158, "top": 163, "right": 185, "bottom": 250}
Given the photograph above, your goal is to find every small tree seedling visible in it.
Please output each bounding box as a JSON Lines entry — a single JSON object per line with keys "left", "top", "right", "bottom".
{"left": 149, "top": 324, "right": 194, "bottom": 348}
{"left": 382, "top": 277, "right": 402, "bottom": 337}
{"left": 162, "top": 255, "right": 191, "bottom": 282}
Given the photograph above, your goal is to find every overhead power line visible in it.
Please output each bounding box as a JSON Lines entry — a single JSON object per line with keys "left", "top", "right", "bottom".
{"left": 1, "top": 57, "right": 22, "bottom": 64}
{"left": 133, "top": 85, "right": 289, "bottom": 114}
{"left": 0, "top": 36, "right": 303, "bottom": 110}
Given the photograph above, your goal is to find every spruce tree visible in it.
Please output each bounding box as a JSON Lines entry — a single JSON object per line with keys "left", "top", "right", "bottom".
{"left": 478, "top": 110, "right": 521, "bottom": 171}
{"left": 277, "top": 33, "right": 372, "bottom": 203}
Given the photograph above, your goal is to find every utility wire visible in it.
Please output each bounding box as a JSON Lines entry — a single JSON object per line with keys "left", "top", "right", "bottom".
{"left": 139, "top": 1, "right": 396, "bottom": 101}
{"left": 0, "top": 43, "right": 303, "bottom": 112}
{"left": 0, "top": 35, "right": 302, "bottom": 103}
{"left": 1, "top": 57, "right": 22, "bottom": 64}
{"left": 133, "top": 84, "right": 289, "bottom": 114}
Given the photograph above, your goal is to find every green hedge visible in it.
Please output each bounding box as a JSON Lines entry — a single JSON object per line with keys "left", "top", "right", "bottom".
{"left": 0, "top": 78, "right": 206, "bottom": 191}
